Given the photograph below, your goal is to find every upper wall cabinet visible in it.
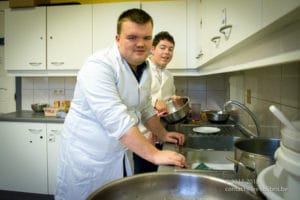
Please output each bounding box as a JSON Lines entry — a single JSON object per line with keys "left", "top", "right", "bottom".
{"left": 5, "top": 7, "right": 46, "bottom": 70}
{"left": 262, "top": 0, "right": 300, "bottom": 27}
{"left": 199, "top": 0, "right": 261, "bottom": 64}
{"left": 4, "top": 5, "right": 92, "bottom": 71}
{"left": 93, "top": 2, "right": 139, "bottom": 52}
{"left": 142, "top": 0, "right": 187, "bottom": 69}
{"left": 47, "top": 5, "right": 92, "bottom": 70}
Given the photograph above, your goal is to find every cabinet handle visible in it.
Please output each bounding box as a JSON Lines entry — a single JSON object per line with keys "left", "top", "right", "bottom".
{"left": 48, "top": 133, "right": 55, "bottom": 143}
{"left": 50, "top": 62, "right": 65, "bottom": 66}
{"left": 50, "top": 129, "right": 60, "bottom": 135}
{"left": 0, "top": 88, "right": 7, "bottom": 91}
{"left": 28, "top": 129, "right": 42, "bottom": 134}
{"left": 219, "top": 24, "right": 233, "bottom": 40}
{"left": 211, "top": 36, "right": 221, "bottom": 47}
{"left": 195, "top": 51, "right": 203, "bottom": 59}
{"left": 29, "top": 62, "right": 42, "bottom": 66}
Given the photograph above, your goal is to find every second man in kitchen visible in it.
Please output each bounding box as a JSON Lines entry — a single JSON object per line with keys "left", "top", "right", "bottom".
{"left": 133, "top": 31, "right": 180, "bottom": 174}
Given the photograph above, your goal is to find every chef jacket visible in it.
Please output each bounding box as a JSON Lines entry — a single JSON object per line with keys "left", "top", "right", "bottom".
{"left": 148, "top": 58, "right": 176, "bottom": 107}
{"left": 55, "top": 43, "right": 156, "bottom": 200}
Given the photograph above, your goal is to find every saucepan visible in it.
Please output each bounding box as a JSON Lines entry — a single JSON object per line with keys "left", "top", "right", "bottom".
{"left": 87, "top": 172, "right": 261, "bottom": 200}
{"left": 227, "top": 137, "right": 280, "bottom": 179}
{"left": 205, "top": 110, "right": 230, "bottom": 123}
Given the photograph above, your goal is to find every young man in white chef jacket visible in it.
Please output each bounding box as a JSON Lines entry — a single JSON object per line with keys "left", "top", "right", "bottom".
{"left": 55, "top": 9, "right": 187, "bottom": 200}
{"left": 133, "top": 31, "right": 181, "bottom": 174}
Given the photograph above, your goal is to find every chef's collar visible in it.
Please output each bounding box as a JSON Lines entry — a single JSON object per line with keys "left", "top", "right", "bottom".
{"left": 130, "top": 62, "right": 147, "bottom": 83}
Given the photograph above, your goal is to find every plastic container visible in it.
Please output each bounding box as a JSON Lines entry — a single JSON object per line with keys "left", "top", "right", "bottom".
{"left": 281, "top": 121, "right": 300, "bottom": 152}
{"left": 273, "top": 142, "right": 300, "bottom": 200}
{"left": 43, "top": 107, "right": 60, "bottom": 117}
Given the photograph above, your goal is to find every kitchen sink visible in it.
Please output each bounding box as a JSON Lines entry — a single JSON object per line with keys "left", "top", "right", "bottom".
{"left": 175, "top": 148, "right": 237, "bottom": 179}
{"left": 184, "top": 135, "right": 240, "bottom": 151}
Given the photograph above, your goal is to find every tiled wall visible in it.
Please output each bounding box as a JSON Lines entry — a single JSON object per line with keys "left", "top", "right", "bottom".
{"left": 22, "top": 74, "right": 228, "bottom": 113}
{"left": 21, "top": 77, "right": 76, "bottom": 110}
{"left": 225, "top": 62, "right": 300, "bottom": 138}
{"left": 174, "top": 74, "right": 227, "bottom": 111}
{"left": 21, "top": 62, "right": 300, "bottom": 139}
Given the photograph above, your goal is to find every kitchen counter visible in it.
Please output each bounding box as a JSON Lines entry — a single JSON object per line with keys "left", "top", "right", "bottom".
{"left": 0, "top": 111, "right": 64, "bottom": 123}
{"left": 158, "top": 121, "right": 260, "bottom": 195}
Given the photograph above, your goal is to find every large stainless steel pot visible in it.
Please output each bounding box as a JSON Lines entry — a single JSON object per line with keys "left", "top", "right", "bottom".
{"left": 233, "top": 138, "right": 280, "bottom": 179}
{"left": 162, "top": 97, "right": 190, "bottom": 124}
{"left": 87, "top": 172, "right": 261, "bottom": 200}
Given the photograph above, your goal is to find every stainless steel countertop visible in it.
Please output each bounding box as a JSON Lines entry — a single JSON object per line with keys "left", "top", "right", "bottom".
{"left": 0, "top": 111, "right": 64, "bottom": 123}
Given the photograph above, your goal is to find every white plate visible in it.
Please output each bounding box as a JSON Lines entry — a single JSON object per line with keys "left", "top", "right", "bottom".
{"left": 192, "top": 127, "right": 220, "bottom": 134}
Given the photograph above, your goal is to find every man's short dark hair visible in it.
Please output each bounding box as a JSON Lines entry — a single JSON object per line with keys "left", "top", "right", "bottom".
{"left": 117, "top": 8, "right": 153, "bottom": 34}
{"left": 152, "top": 31, "right": 175, "bottom": 47}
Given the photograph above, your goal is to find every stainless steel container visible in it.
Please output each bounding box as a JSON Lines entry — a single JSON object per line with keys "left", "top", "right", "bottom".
{"left": 31, "top": 103, "right": 49, "bottom": 112}
{"left": 206, "top": 110, "right": 230, "bottom": 123}
{"left": 162, "top": 97, "right": 190, "bottom": 124}
{"left": 87, "top": 172, "right": 261, "bottom": 200}
{"left": 234, "top": 138, "right": 280, "bottom": 179}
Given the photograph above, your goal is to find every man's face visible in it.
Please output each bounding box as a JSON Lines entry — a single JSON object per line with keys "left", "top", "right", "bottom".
{"left": 151, "top": 39, "right": 174, "bottom": 69}
{"left": 116, "top": 20, "right": 153, "bottom": 68}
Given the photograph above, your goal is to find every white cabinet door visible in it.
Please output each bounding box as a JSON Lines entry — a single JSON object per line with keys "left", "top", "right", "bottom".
{"left": 4, "top": 5, "right": 92, "bottom": 72}
{"left": 220, "top": 0, "right": 261, "bottom": 50}
{"left": 199, "top": 0, "right": 261, "bottom": 63}
{"left": 47, "top": 4, "right": 92, "bottom": 70}
{"left": 262, "top": 0, "right": 300, "bottom": 27}
{"left": 187, "top": 0, "right": 202, "bottom": 68}
{"left": 199, "top": 0, "right": 220, "bottom": 62}
{"left": 0, "top": 2, "right": 15, "bottom": 113}
{"left": 93, "top": 2, "right": 140, "bottom": 52}
{"left": 0, "top": 122, "right": 47, "bottom": 194}
{"left": 4, "top": 7, "right": 46, "bottom": 70}
{"left": 142, "top": 0, "right": 187, "bottom": 69}
{"left": 47, "top": 123, "right": 63, "bottom": 195}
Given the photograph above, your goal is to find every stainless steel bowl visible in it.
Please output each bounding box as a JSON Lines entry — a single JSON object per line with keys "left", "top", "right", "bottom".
{"left": 162, "top": 97, "right": 190, "bottom": 124}
{"left": 206, "top": 110, "right": 230, "bottom": 123}
{"left": 87, "top": 172, "right": 261, "bottom": 200}
{"left": 31, "top": 103, "right": 49, "bottom": 112}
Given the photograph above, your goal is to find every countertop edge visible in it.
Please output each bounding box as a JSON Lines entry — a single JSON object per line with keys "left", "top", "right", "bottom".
{"left": 0, "top": 111, "right": 64, "bottom": 123}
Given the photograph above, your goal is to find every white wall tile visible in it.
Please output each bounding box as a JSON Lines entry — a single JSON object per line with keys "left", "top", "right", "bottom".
{"left": 22, "top": 77, "right": 34, "bottom": 90}
{"left": 22, "top": 89, "right": 34, "bottom": 110}
{"left": 49, "top": 77, "right": 64, "bottom": 89}
{"left": 281, "top": 62, "right": 300, "bottom": 107}
{"left": 33, "top": 77, "right": 48, "bottom": 90}
{"left": 64, "top": 77, "right": 76, "bottom": 89}
{"left": 187, "top": 77, "right": 206, "bottom": 91}
{"left": 34, "top": 89, "right": 49, "bottom": 104}
{"left": 206, "top": 91, "right": 225, "bottom": 110}
{"left": 245, "top": 66, "right": 281, "bottom": 103}
{"left": 206, "top": 74, "right": 225, "bottom": 90}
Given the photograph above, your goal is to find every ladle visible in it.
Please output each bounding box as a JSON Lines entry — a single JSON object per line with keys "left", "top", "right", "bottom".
{"left": 269, "top": 105, "right": 298, "bottom": 132}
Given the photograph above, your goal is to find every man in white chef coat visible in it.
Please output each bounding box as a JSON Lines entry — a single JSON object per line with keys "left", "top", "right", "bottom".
{"left": 133, "top": 31, "right": 180, "bottom": 174}
{"left": 55, "top": 8, "right": 187, "bottom": 200}
{"left": 149, "top": 31, "right": 178, "bottom": 114}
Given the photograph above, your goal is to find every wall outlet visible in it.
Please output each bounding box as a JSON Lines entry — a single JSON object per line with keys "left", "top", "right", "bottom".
{"left": 52, "top": 89, "right": 65, "bottom": 96}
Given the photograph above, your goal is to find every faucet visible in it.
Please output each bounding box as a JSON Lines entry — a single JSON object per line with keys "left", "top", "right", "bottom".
{"left": 224, "top": 100, "right": 260, "bottom": 137}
